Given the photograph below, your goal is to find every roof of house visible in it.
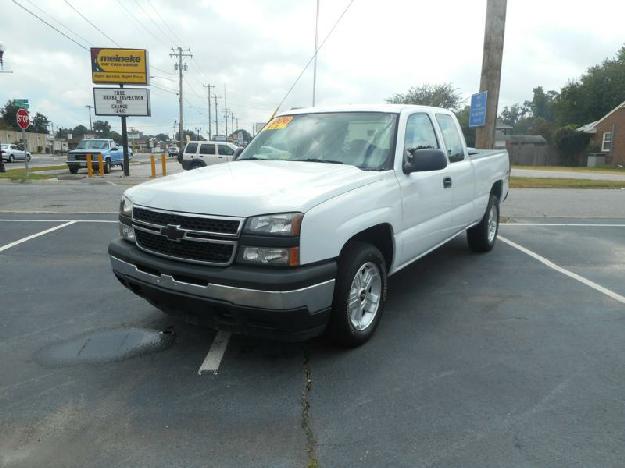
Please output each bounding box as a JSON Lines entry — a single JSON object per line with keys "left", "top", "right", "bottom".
{"left": 578, "top": 101, "right": 625, "bottom": 133}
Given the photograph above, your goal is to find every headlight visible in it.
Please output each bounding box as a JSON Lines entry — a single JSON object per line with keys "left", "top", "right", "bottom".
{"left": 244, "top": 212, "right": 303, "bottom": 236}
{"left": 120, "top": 195, "right": 133, "bottom": 217}
{"left": 239, "top": 246, "right": 299, "bottom": 266}
{"left": 119, "top": 222, "right": 136, "bottom": 242}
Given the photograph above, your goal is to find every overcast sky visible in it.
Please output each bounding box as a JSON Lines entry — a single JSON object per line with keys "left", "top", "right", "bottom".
{"left": 1, "top": 0, "right": 624, "bottom": 137}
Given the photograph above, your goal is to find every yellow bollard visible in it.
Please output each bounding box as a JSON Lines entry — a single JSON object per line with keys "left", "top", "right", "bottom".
{"left": 86, "top": 154, "right": 93, "bottom": 177}
{"left": 161, "top": 154, "right": 167, "bottom": 177}
{"left": 97, "top": 153, "right": 104, "bottom": 176}
{"left": 150, "top": 155, "right": 156, "bottom": 178}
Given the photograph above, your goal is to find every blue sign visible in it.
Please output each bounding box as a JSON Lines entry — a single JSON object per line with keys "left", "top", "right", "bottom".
{"left": 469, "top": 91, "right": 488, "bottom": 128}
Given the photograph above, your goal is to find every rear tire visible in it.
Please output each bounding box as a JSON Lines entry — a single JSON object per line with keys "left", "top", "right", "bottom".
{"left": 104, "top": 159, "right": 111, "bottom": 174}
{"left": 467, "top": 194, "right": 499, "bottom": 252}
{"left": 327, "top": 241, "right": 387, "bottom": 347}
{"left": 68, "top": 166, "right": 79, "bottom": 174}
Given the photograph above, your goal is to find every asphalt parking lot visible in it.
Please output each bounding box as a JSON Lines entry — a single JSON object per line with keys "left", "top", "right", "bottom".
{"left": 2, "top": 208, "right": 625, "bottom": 467}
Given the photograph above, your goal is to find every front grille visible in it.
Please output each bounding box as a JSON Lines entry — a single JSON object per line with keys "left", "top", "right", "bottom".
{"left": 74, "top": 154, "right": 86, "bottom": 161}
{"left": 133, "top": 206, "right": 240, "bottom": 235}
{"left": 135, "top": 229, "right": 234, "bottom": 265}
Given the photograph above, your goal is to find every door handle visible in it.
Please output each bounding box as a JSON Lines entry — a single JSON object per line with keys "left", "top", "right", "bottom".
{"left": 443, "top": 177, "right": 452, "bottom": 188}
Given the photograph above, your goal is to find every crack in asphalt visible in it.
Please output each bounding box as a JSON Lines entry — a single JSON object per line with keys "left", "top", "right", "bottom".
{"left": 301, "top": 349, "right": 318, "bottom": 468}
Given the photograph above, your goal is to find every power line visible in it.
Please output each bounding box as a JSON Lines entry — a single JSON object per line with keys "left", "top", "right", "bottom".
{"left": 12, "top": 0, "right": 87, "bottom": 50}
{"left": 132, "top": 0, "right": 172, "bottom": 47}
{"left": 272, "top": 0, "right": 356, "bottom": 116}
{"left": 116, "top": 0, "right": 168, "bottom": 48}
{"left": 23, "top": 0, "right": 92, "bottom": 45}
{"left": 146, "top": 0, "right": 183, "bottom": 45}
{"left": 63, "top": 0, "right": 121, "bottom": 47}
{"left": 152, "top": 83, "right": 178, "bottom": 95}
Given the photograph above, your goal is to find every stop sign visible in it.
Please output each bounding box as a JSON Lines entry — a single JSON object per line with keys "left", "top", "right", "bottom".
{"left": 16, "top": 108, "right": 29, "bottom": 130}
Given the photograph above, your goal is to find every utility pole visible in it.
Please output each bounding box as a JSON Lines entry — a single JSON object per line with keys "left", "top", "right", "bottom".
{"left": 203, "top": 84, "right": 215, "bottom": 140}
{"left": 170, "top": 47, "right": 193, "bottom": 155}
{"left": 236, "top": 117, "right": 239, "bottom": 131}
{"left": 475, "top": 0, "right": 508, "bottom": 149}
{"left": 231, "top": 113, "right": 235, "bottom": 133}
{"left": 213, "top": 95, "right": 220, "bottom": 137}
{"left": 224, "top": 108, "right": 229, "bottom": 136}
{"left": 312, "top": 0, "right": 320, "bottom": 106}
{"left": 85, "top": 105, "right": 93, "bottom": 131}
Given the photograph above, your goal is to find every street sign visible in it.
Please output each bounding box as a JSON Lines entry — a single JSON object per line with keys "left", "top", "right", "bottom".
{"left": 93, "top": 87, "right": 150, "bottom": 116}
{"left": 90, "top": 48, "right": 149, "bottom": 85}
{"left": 469, "top": 91, "right": 488, "bottom": 128}
{"left": 16, "top": 108, "right": 29, "bottom": 129}
{"left": 13, "top": 99, "right": 29, "bottom": 109}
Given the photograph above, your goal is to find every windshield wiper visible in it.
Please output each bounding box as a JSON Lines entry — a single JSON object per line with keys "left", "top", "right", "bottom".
{"left": 299, "top": 158, "right": 344, "bottom": 165}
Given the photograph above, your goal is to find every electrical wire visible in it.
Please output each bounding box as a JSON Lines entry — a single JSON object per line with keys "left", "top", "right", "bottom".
{"left": 63, "top": 0, "right": 121, "bottom": 47}
{"left": 146, "top": 0, "right": 183, "bottom": 45}
{"left": 272, "top": 0, "right": 356, "bottom": 116}
{"left": 12, "top": 0, "right": 87, "bottom": 50}
{"left": 115, "top": 0, "right": 169, "bottom": 48}
{"left": 23, "top": 0, "right": 92, "bottom": 46}
{"left": 132, "top": 0, "right": 173, "bottom": 47}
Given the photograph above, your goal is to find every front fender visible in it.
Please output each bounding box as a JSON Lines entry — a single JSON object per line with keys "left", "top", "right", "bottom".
{"left": 299, "top": 174, "right": 401, "bottom": 265}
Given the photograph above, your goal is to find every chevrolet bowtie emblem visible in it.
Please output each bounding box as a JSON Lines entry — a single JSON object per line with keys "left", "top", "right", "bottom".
{"left": 161, "top": 224, "right": 185, "bottom": 241}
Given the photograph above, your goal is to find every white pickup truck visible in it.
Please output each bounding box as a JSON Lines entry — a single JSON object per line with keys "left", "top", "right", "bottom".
{"left": 109, "top": 105, "right": 509, "bottom": 346}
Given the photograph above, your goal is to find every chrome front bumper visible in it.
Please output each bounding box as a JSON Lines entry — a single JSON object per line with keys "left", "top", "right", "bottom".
{"left": 110, "top": 255, "right": 335, "bottom": 313}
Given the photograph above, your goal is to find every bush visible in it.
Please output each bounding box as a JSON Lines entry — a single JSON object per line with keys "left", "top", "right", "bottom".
{"left": 552, "top": 126, "right": 590, "bottom": 164}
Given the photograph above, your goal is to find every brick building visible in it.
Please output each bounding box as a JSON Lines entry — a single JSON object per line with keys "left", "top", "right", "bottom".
{"left": 578, "top": 102, "right": 625, "bottom": 166}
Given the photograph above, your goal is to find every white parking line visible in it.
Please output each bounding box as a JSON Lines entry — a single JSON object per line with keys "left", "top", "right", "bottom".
{"left": 0, "top": 221, "right": 77, "bottom": 253}
{"left": 499, "top": 235, "right": 625, "bottom": 306}
{"left": 198, "top": 331, "right": 231, "bottom": 375}
{"left": 0, "top": 219, "right": 117, "bottom": 223}
{"left": 502, "top": 223, "right": 625, "bottom": 227}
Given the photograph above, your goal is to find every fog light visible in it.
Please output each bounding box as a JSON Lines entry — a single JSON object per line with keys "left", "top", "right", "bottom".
{"left": 119, "top": 223, "right": 136, "bottom": 243}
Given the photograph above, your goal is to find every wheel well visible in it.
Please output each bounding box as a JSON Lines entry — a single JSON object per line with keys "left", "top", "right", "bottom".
{"left": 343, "top": 224, "right": 394, "bottom": 271}
{"left": 491, "top": 180, "right": 503, "bottom": 200}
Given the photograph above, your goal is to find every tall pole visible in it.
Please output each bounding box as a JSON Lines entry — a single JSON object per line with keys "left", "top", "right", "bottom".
{"left": 86, "top": 105, "right": 93, "bottom": 131}
{"left": 475, "top": 0, "right": 507, "bottom": 149}
{"left": 224, "top": 108, "right": 229, "bottom": 136}
{"left": 312, "top": 0, "right": 320, "bottom": 106}
{"left": 120, "top": 84, "right": 130, "bottom": 176}
{"left": 170, "top": 47, "right": 193, "bottom": 155}
{"left": 213, "top": 95, "right": 220, "bottom": 136}
{"left": 203, "top": 84, "right": 215, "bottom": 140}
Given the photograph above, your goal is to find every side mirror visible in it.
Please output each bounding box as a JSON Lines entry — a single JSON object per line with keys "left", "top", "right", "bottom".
{"left": 233, "top": 147, "right": 243, "bottom": 160}
{"left": 403, "top": 148, "right": 448, "bottom": 173}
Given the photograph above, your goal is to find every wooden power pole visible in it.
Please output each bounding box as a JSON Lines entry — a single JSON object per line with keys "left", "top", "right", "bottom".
{"left": 475, "top": 0, "right": 508, "bottom": 149}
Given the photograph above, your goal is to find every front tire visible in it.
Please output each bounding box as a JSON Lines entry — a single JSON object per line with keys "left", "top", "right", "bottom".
{"left": 467, "top": 194, "right": 500, "bottom": 252}
{"left": 327, "top": 242, "right": 387, "bottom": 347}
{"left": 104, "top": 159, "right": 111, "bottom": 174}
{"left": 68, "top": 166, "right": 79, "bottom": 174}
{"left": 8, "top": 155, "right": 14, "bottom": 163}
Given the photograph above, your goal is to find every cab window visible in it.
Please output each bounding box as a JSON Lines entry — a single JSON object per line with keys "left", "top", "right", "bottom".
{"left": 218, "top": 145, "right": 234, "bottom": 156}
{"left": 200, "top": 143, "right": 215, "bottom": 155}
{"left": 185, "top": 143, "right": 198, "bottom": 154}
{"left": 404, "top": 113, "right": 439, "bottom": 151}
{"left": 435, "top": 114, "right": 465, "bottom": 163}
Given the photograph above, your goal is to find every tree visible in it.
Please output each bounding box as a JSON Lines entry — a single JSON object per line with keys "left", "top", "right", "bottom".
{"left": 525, "top": 87, "right": 558, "bottom": 121}
{"left": 229, "top": 129, "right": 252, "bottom": 144}
{"left": 31, "top": 112, "right": 49, "bottom": 134}
{"left": 552, "top": 125, "right": 590, "bottom": 164}
{"left": 175, "top": 129, "right": 202, "bottom": 142}
{"left": 500, "top": 103, "right": 530, "bottom": 126}
{"left": 93, "top": 120, "right": 111, "bottom": 138}
{"left": 387, "top": 83, "right": 462, "bottom": 110}
{"left": 1, "top": 100, "right": 20, "bottom": 131}
{"left": 512, "top": 117, "right": 556, "bottom": 143}
{"left": 554, "top": 46, "right": 625, "bottom": 126}
{"left": 154, "top": 133, "right": 169, "bottom": 142}
{"left": 455, "top": 106, "right": 476, "bottom": 147}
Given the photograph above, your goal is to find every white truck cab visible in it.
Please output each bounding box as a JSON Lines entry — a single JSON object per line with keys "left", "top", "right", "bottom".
{"left": 181, "top": 140, "right": 239, "bottom": 170}
{"left": 110, "top": 104, "right": 510, "bottom": 347}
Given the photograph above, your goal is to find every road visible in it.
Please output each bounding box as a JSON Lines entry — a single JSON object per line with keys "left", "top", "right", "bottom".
{"left": 1, "top": 185, "right": 625, "bottom": 467}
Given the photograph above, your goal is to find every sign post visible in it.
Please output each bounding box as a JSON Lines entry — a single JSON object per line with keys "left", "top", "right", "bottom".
{"left": 16, "top": 108, "right": 30, "bottom": 174}
{"left": 90, "top": 47, "right": 150, "bottom": 177}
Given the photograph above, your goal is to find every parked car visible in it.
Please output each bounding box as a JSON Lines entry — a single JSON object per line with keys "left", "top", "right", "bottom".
{"left": 109, "top": 104, "right": 510, "bottom": 346}
{"left": 167, "top": 145, "right": 180, "bottom": 158}
{"left": 180, "top": 141, "right": 239, "bottom": 170}
{"left": 1, "top": 143, "right": 31, "bottom": 162}
{"left": 66, "top": 139, "right": 132, "bottom": 174}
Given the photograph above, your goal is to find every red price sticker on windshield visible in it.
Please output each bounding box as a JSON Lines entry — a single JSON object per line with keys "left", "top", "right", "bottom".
{"left": 265, "top": 116, "right": 293, "bottom": 130}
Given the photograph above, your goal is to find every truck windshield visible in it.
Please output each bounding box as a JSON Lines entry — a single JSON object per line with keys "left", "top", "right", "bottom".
{"left": 76, "top": 140, "right": 109, "bottom": 150}
{"left": 238, "top": 112, "right": 398, "bottom": 170}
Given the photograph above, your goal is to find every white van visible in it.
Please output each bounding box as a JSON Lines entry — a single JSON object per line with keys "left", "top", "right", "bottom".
{"left": 181, "top": 141, "right": 239, "bottom": 170}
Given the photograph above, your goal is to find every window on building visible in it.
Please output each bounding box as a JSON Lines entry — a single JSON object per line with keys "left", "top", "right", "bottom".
{"left": 602, "top": 132, "right": 613, "bottom": 152}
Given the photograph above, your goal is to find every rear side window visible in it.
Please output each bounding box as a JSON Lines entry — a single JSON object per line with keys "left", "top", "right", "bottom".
{"left": 200, "top": 143, "right": 215, "bottom": 155}
{"left": 185, "top": 143, "right": 198, "bottom": 154}
{"left": 218, "top": 145, "right": 234, "bottom": 156}
{"left": 435, "top": 114, "right": 464, "bottom": 163}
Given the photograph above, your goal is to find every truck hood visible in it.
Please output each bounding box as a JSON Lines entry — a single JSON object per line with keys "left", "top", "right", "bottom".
{"left": 126, "top": 160, "right": 384, "bottom": 217}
